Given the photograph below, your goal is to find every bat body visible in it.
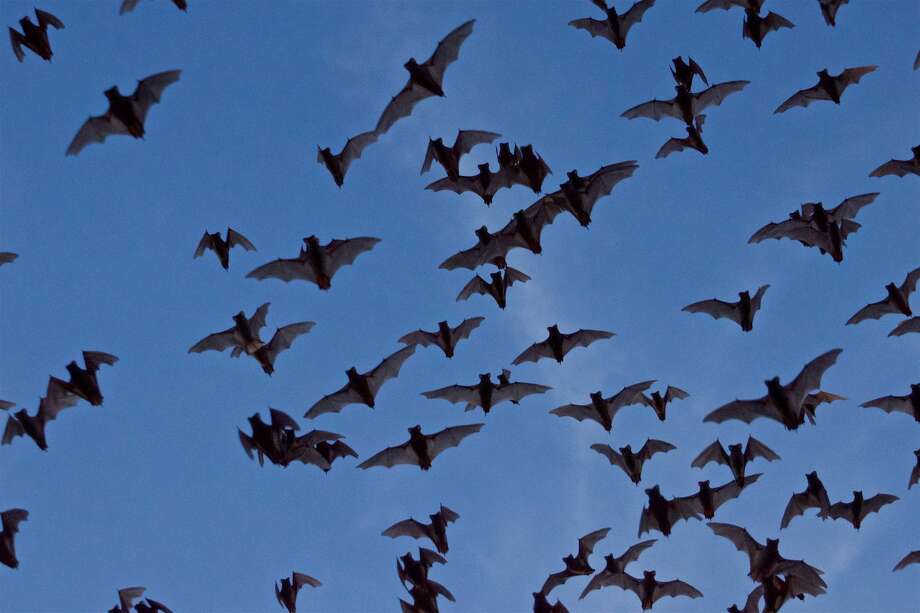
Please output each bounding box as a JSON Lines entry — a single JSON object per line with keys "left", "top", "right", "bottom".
{"left": 579, "top": 539, "right": 657, "bottom": 599}
{"left": 193, "top": 227, "right": 256, "bottom": 270}
{"left": 426, "top": 163, "right": 512, "bottom": 205}
{"left": 311, "top": 440, "right": 358, "bottom": 472}
{"left": 893, "top": 551, "right": 920, "bottom": 572}
{"left": 750, "top": 575, "right": 826, "bottom": 613}
{"left": 533, "top": 591, "right": 569, "bottom": 613}
{"left": 910, "top": 449, "right": 920, "bottom": 489}
{"left": 456, "top": 267, "right": 530, "bottom": 309}
{"left": 511, "top": 144, "right": 553, "bottom": 193}
{"left": 685, "top": 475, "right": 761, "bottom": 520}
{"left": 496, "top": 199, "right": 565, "bottom": 257}
{"left": 670, "top": 56, "right": 708, "bottom": 90}
{"left": 827, "top": 490, "right": 898, "bottom": 530}
{"left": 742, "top": 9, "right": 794, "bottom": 48}
{"left": 707, "top": 522, "right": 826, "bottom": 587}
{"left": 439, "top": 225, "right": 511, "bottom": 271}
{"left": 317, "top": 131, "right": 378, "bottom": 187}
{"left": 691, "top": 436, "right": 780, "bottom": 486}
{"left": 382, "top": 505, "right": 459, "bottom": 554}
{"left": 870, "top": 145, "right": 920, "bottom": 179}
{"left": 275, "top": 571, "right": 321, "bottom": 613}
{"left": 781, "top": 472, "right": 831, "bottom": 529}
{"left": 591, "top": 439, "right": 675, "bottom": 484}
{"left": 542, "top": 161, "right": 639, "bottom": 227}
{"left": 513, "top": 324, "right": 615, "bottom": 365}
{"left": 889, "top": 317, "right": 920, "bottom": 337}
{"left": 541, "top": 527, "right": 610, "bottom": 595}
{"left": 551, "top": 381, "right": 653, "bottom": 432}
{"left": 683, "top": 285, "right": 769, "bottom": 332}
{"left": 357, "top": 423, "right": 483, "bottom": 471}
{"left": 55, "top": 350, "right": 118, "bottom": 406}
{"left": 0, "top": 252, "right": 17, "bottom": 266}
{"left": 818, "top": 0, "right": 849, "bottom": 26}
{"left": 238, "top": 408, "right": 340, "bottom": 468}
{"left": 622, "top": 81, "right": 749, "bottom": 127}
{"left": 109, "top": 587, "right": 173, "bottom": 613}
{"left": 399, "top": 317, "right": 484, "bottom": 359}
{"left": 775, "top": 66, "right": 877, "bottom": 114}
{"left": 247, "top": 235, "right": 380, "bottom": 290}
{"left": 421, "top": 129, "right": 501, "bottom": 180}
{"left": 120, "top": 0, "right": 188, "bottom": 15}
{"left": 3, "top": 379, "right": 79, "bottom": 450}
{"left": 656, "top": 114, "right": 708, "bottom": 159}
{"left": 422, "top": 372, "right": 550, "bottom": 414}
{"left": 846, "top": 267, "right": 920, "bottom": 325}
{"left": 0, "top": 508, "right": 28, "bottom": 569}
{"left": 638, "top": 485, "right": 702, "bottom": 537}
{"left": 9, "top": 9, "right": 63, "bottom": 62}
{"left": 66, "top": 70, "right": 181, "bottom": 156}
{"left": 596, "top": 570, "right": 702, "bottom": 610}
{"left": 861, "top": 383, "right": 920, "bottom": 422}
{"left": 568, "top": 0, "right": 656, "bottom": 51}
{"left": 636, "top": 385, "right": 689, "bottom": 421}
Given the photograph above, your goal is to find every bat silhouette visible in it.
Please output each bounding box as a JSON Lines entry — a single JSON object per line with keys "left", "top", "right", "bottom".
{"left": 9, "top": 8, "right": 63, "bottom": 62}
{"left": 188, "top": 302, "right": 314, "bottom": 375}
{"left": 438, "top": 225, "right": 510, "bottom": 271}
{"left": 375, "top": 19, "right": 475, "bottom": 136}
{"left": 670, "top": 56, "right": 708, "bottom": 89}
{"left": 246, "top": 235, "right": 380, "bottom": 290}
{"left": 622, "top": 81, "right": 749, "bottom": 126}
{"left": 120, "top": 0, "right": 187, "bottom": 15}
{"left": 541, "top": 527, "right": 610, "bottom": 595}
{"left": 1, "top": 508, "right": 28, "bottom": 569}
{"left": 456, "top": 266, "right": 531, "bottom": 310}
{"left": 109, "top": 587, "right": 173, "bottom": 613}
{"left": 707, "top": 522, "right": 826, "bottom": 587}
{"left": 694, "top": 0, "right": 762, "bottom": 13}
{"left": 0, "top": 252, "right": 17, "bottom": 266}
{"left": 861, "top": 383, "right": 920, "bottom": 422}
{"left": 305, "top": 345, "right": 416, "bottom": 418}
{"left": 774, "top": 66, "right": 876, "bottom": 114}
{"left": 421, "top": 129, "right": 501, "bottom": 180}
{"left": 382, "top": 504, "right": 459, "bottom": 554}
{"left": 357, "top": 423, "right": 483, "bottom": 471}
{"left": 589, "top": 570, "right": 702, "bottom": 610}
{"left": 66, "top": 70, "right": 181, "bottom": 156}
{"left": 533, "top": 591, "right": 569, "bottom": 613}
{"left": 513, "top": 325, "right": 615, "bottom": 365}
{"left": 317, "top": 131, "right": 378, "bottom": 187}
{"left": 312, "top": 440, "right": 359, "bottom": 471}
{"left": 655, "top": 114, "right": 708, "bottom": 158}
{"left": 275, "top": 572, "right": 321, "bottom": 613}
{"left": 550, "top": 381, "right": 653, "bottom": 432}
{"left": 568, "top": 0, "right": 656, "bottom": 51}
{"left": 684, "top": 474, "right": 762, "bottom": 520}
{"left": 781, "top": 472, "right": 831, "bottom": 529}
{"left": 846, "top": 267, "right": 920, "bottom": 325}
{"left": 398, "top": 317, "right": 484, "bottom": 358}
{"left": 238, "top": 408, "right": 348, "bottom": 469}
{"left": 910, "top": 449, "right": 920, "bottom": 489}
{"left": 800, "top": 391, "right": 846, "bottom": 425}
{"left": 422, "top": 372, "right": 550, "bottom": 414}
{"left": 827, "top": 491, "right": 898, "bottom": 529}
{"left": 578, "top": 539, "right": 657, "bottom": 599}
{"left": 889, "top": 317, "right": 920, "bottom": 337}
{"left": 193, "top": 227, "right": 256, "bottom": 270}
{"left": 495, "top": 198, "right": 566, "bottom": 257}
{"left": 894, "top": 551, "right": 920, "bottom": 572}
{"left": 52, "top": 350, "right": 118, "bottom": 406}
{"left": 541, "top": 161, "right": 639, "bottom": 227}
{"left": 397, "top": 548, "right": 455, "bottom": 612}
{"left": 683, "top": 284, "right": 769, "bottom": 332}
{"left": 501, "top": 144, "right": 553, "bottom": 193}
{"left": 691, "top": 436, "right": 780, "bottom": 486}
{"left": 637, "top": 485, "right": 702, "bottom": 537}
{"left": 870, "top": 145, "right": 920, "bottom": 178}
{"left": 426, "top": 163, "right": 513, "bottom": 205}
{"left": 2, "top": 379, "right": 79, "bottom": 450}
{"left": 817, "top": 0, "right": 849, "bottom": 26}
{"left": 736, "top": 575, "right": 825, "bottom": 613}
{"left": 591, "top": 439, "right": 675, "bottom": 484}
{"left": 704, "top": 349, "right": 843, "bottom": 430}
{"left": 741, "top": 8, "right": 794, "bottom": 48}
{"left": 915, "top": 50, "right": 920, "bottom": 71}
{"left": 636, "top": 385, "right": 689, "bottom": 420}
{"left": 400, "top": 581, "right": 454, "bottom": 613}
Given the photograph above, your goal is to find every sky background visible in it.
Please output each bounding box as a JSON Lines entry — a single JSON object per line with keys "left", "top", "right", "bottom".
{"left": 1, "top": 1, "right": 918, "bottom": 611}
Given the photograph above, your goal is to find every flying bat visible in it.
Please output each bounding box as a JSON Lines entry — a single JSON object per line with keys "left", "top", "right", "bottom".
{"left": 397, "top": 547, "right": 448, "bottom": 591}
{"left": 422, "top": 372, "right": 550, "bottom": 414}
{"left": 817, "top": 0, "right": 849, "bottom": 26}
{"left": 188, "top": 302, "right": 314, "bottom": 375}
{"left": 774, "top": 66, "right": 877, "bottom": 114}
{"left": 305, "top": 345, "right": 416, "bottom": 419}
{"left": 317, "top": 131, "right": 378, "bottom": 187}
{"left": 382, "top": 504, "right": 459, "bottom": 554}
{"left": 66, "top": 70, "right": 181, "bottom": 156}
{"left": 894, "top": 551, "right": 920, "bottom": 572}
{"left": 551, "top": 381, "right": 653, "bottom": 432}
{"left": 695, "top": 0, "right": 762, "bottom": 13}
{"left": 398, "top": 317, "right": 484, "bottom": 358}
{"left": 737, "top": 575, "right": 826, "bottom": 613}
{"left": 889, "top": 317, "right": 920, "bottom": 337}
{"left": 846, "top": 266, "right": 920, "bottom": 325}
{"left": 9, "top": 8, "right": 63, "bottom": 62}
{"left": 780, "top": 471, "right": 831, "bottom": 529}
{"left": 684, "top": 475, "right": 762, "bottom": 520}
{"left": 800, "top": 391, "right": 846, "bottom": 425}
{"left": 638, "top": 485, "right": 702, "bottom": 537}
{"left": 238, "top": 408, "right": 345, "bottom": 469}
{"left": 542, "top": 161, "right": 639, "bottom": 227}
{"left": 704, "top": 348, "right": 843, "bottom": 430}
{"left": 513, "top": 325, "right": 615, "bottom": 365}
{"left": 0, "top": 508, "right": 28, "bottom": 569}
{"left": 670, "top": 56, "right": 708, "bottom": 89}
{"left": 655, "top": 114, "right": 708, "bottom": 159}
{"left": 827, "top": 491, "right": 899, "bottom": 529}
{"left": 311, "top": 440, "right": 359, "bottom": 472}
{"left": 915, "top": 50, "right": 920, "bottom": 71}
{"left": 910, "top": 449, "right": 919, "bottom": 489}
{"left": 0, "top": 252, "right": 17, "bottom": 266}
{"left": 591, "top": 438, "right": 675, "bottom": 484}
{"left": 193, "top": 227, "right": 256, "bottom": 270}
{"left": 426, "top": 163, "right": 513, "bottom": 205}
{"left": 578, "top": 539, "right": 657, "bottom": 599}
{"left": 568, "top": 0, "right": 656, "bottom": 51}
{"left": 683, "top": 284, "right": 769, "bottom": 332}
{"left": 109, "top": 587, "right": 173, "bottom": 613}
{"left": 707, "top": 522, "right": 826, "bottom": 587}
{"left": 374, "top": 19, "right": 475, "bottom": 136}
{"left": 861, "top": 383, "right": 920, "bottom": 422}
{"left": 2, "top": 379, "right": 79, "bottom": 450}
{"left": 870, "top": 145, "right": 920, "bottom": 179}
{"left": 589, "top": 570, "right": 702, "bottom": 610}
{"left": 541, "top": 527, "right": 610, "bottom": 595}
{"left": 456, "top": 266, "right": 531, "bottom": 310}
{"left": 421, "top": 129, "right": 501, "bottom": 180}
{"left": 246, "top": 235, "right": 380, "bottom": 290}
{"left": 635, "top": 385, "right": 689, "bottom": 421}
{"left": 357, "top": 423, "right": 483, "bottom": 471}
{"left": 494, "top": 198, "right": 566, "bottom": 257}
{"left": 533, "top": 591, "right": 569, "bottom": 613}
{"left": 438, "top": 225, "right": 512, "bottom": 271}
{"left": 622, "top": 81, "right": 749, "bottom": 126}
{"left": 742, "top": 9, "right": 794, "bottom": 48}
{"left": 501, "top": 144, "right": 553, "bottom": 193}
{"left": 691, "top": 435, "right": 780, "bottom": 486}
{"left": 120, "top": 0, "right": 187, "bottom": 15}
{"left": 275, "top": 571, "right": 321, "bottom": 613}
{"left": 52, "top": 350, "right": 118, "bottom": 406}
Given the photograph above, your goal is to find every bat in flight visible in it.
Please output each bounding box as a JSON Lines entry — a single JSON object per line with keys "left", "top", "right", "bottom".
{"left": 588, "top": 570, "right": 702, "bottom": 610}
{"left": 732, "top": 575, "right": 825, "bottom": 613}
{"left": 51, "top": 350, "right": 118, "bottom": 406}
{"left": 456, "top": 266, "right": 531, "bottom": 310}
{"left": 670, "top": 56, "right": 708, "bottom": 90}
{"left": 655, "top": 114, "right": 708, "bottom": 159}
{"left": 397, "top": 548, "right": 455, "bottom": 612}
{"left": 120, "top": 0, "right": 188, "bottom": 15}
{"left": 494, "top": 198, "right": 566, "bottom": 257}
{"left": 317, "top": 131, "right": 378, "bottom": 187}
{"left": 910, "top": 449, "right": 920, "bottom": 490}
{"left": 9, "top": 8, "right": 63, "bottom": 62}
{"left": 305, "top": 346, "right": 416, "bottom": 418}
{"left": 188, "top": 302, "right": 314, "bottom": 375}
{"left": 426, "top": 162, "right": 513, "bottom": 205}
{"left": 691, "top": 435, "right": 780, "bottom": 486}
{"left": 683, "top": 474, "right": 761, "bottom": 520}
{"left": 568, "top": 0, "right": 656, "bottom": 51}
{"left": 1, "top": 508, "right": 28, "bottom": 569}
{"left": 0, "top": 252, "right": 17, "bottom": 266}
{"left": 438, "top": 225, "right": 511, "bottom": 271}
{"left": 2, "top": 379, "right": 79, "bottom": 451}
{"left": 541, "top": 527, "right": 610, "bottom": 595}
{"left": 375, "top": 19, "right": 475, "bottom": 136}
{"left": 193, "top": 227, "right": 256, "bottom": 270}
{"left": 774, "top": 66, "right": 877, "bottom": 114}
{"left": 541, "top": 161, "right": 639, "bottom": 227}
{"left": 513, "top": 325, "right": 615, "bottom": 365}
{"left": 275, "top": 571, "right": 321, "bottom": 613}
{"left": 781, "top": 471, "right": 831, "bottom": 529}
{"left": 683, "top": 284, "right": 769, "bottom": 332}
{"left": 707, "top": 522, "right": 826, "bottom": 587}
{"left": 533, "top": 591, "right": 569, "bottom": 613}
{"left": 638, "top": 485, "right": 702, "bottom": 537}
{"left": 357, "top": 423, "right": 483, "bottom": 471}
{"left": 422, "top": 372, "right": 550, "bottom": 414}
{"left": 817, "top": 0, "right": 849, "bottom": 26}
{"left": 889, "top": 317, "right": 920, "bottom": 337}
{"left": 247, "top": 235, "right": 380, "bottom": 290}
{"left": 591, "top": 438, "right": 675, "bottom": 484}
{"left": 551, "top": 381, "right": 653, "bottom": 433}
{"left": 894, "top": 551, "right": 920, "bottom": 572}
{"left": 109, "top": 587, "right": 172, "bottom": 613}
{"left": 704, "top": 348, "right": 843, "bottom": 430}
{"left": 622, "top": 80, "right": 749, "bottom": 127}
{"left": 741, "top": 7, "right": 794, "bottom": 48}
{"left": 827, "top": 490, "right": 899, "bottom": 530}
{"left": 861, "top": 383, "right": 920, "bottom": 422}
{"left": 870, "top": 145, "right": 920, "bottom": 179}
{"left": 382, "top": 504, "right": 459, "bottom": 554}
{"left": 239, "top": 408, "right": 353, "bottom": 470}
{"left": 635, "top": 385, "right": 689, "bottom": 421}
{"left": 846, "top": 266, "right": 920, "bottom": 326}
{"left": 66, "top": 70, "right": 181, "bottom": 156}
{"left": 398, "top": 317, "right": 484, "bottom": 358}
{"left": 498, "top": 143, "right": 553, "bottom": 193}
{"left": 421, "top": 129, "right": 501, "bottom": 180}
{"left": 578, "top": 539, "right": 656, "bottom": 599}
{"left": 695, "top": 0, "right": 762, "bottom": 12}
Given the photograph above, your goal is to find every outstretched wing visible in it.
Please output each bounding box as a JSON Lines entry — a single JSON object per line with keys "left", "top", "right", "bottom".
{"left": 893, "top": 551, "right": 920, "bottom": 571}
{"left": 581, "top": 161, "right": 639, "bottom": 214}
{"left": 293, "top": 572, "right": 322, "bottom": 588}
{"left": 787, "top": 348, "right": 843, "bottom": 409}
{"left": 781, "top": 489, "right": 822, "bottom": 529}
{"left": 455, "top": 130, "right": 501, "bottom": 156}
{"left": 858, "top": 494, "right": 899, "bottom": 522}
{"left": 2, "top": 416, "right": 25, "bottom": 446}
{"left": 617, "top": 539, "right": 658, "bottom": 568}
{"left": 691, "top": 440, "right": 727, "bottom": 469}
{"left": 622, "top": 0, "right": 656, "bottom": 31}
{"left": 424, "top": 19, "right": 476, "bottom": 85}
{"left": 263, "top": 321, "right": 316, "bottom": 364}
{"left": 889, "top": 317, "right": 920, "bottom": 337}
{"left": 837, "top": 65, "right": 877, "bottom": 92}
{"left": 830, "top": 192, "right": 879, "bottom": 220}
{"left": 493, "top": 382, "right": 551, "bottom": 406}
{"left": 325, "top": 237, "right": 381, "bottom": 277}
{"left": 636, "top": 439, "right": 676, "bottom": 462}
{"left": 751, "top": 285, "right": 770, "bottom": 312}
{"left": 665, "top": 386, "right": 690, "bottom": 403}
{"left": 188, "top": 326, "right": 239, "bottom": 354}
{"left": 421, "top": 384, "right": 479, "bottom": 406}
{"left": 0, "top": 252, "right": 18, "bottom": 266}
{"left": 711, "top": 474, "right": 761, "bottom": 512}
{"left": 66, "top": 115, "right": 129, "bottom": 156}
{"left": 83, "top": 351, "right": 119, "bottom": 372}
{"left": 35, "top": 9, "right": 65, "bottom": 30}
{"left": 682, "top": 298, "right": 739, "bottom": 323}
{"left": 425, "top": 175, "right": 480, "bottom": 197}
{"left": 568, "top": 18, "right": 614, "bottom": 42}
{"left": 246, "top": 257, "right": 315, "bottom": 283}
{"left": 761, "top": 11, "right": 795, "bottom": 35}
{"left": 512, "top": 339, "right": 554, "bottom": 365}
{"left": 357, "top": 441, "right": 417, "bottom": 469}
{"left": 193, "top": 232, "right": 215, "bottom": 258}
{"left": 621, "top": 97, "right": 681, "bottom": 121}
{"left": 247, "top": 302, "right": 270, "bottom": 335}
{"left": 899, "top": 266, "right": 920, "bottom": 298}
{"left": 542, "top": 571, "right": 574, "bottom": 596}
{"left": 375, "top": 81, "right": 433, "bottom": 136}
{"left": 695, "top": 0, "right": 754, "bottom": 12}
{"left": 561, "top": 329, "right": 615, "bottom": 356}
{"left": 304, "top": 383, "right": 361, "bottom": 419}
{"left": 9, "top": 29, "right": 25, "bottom": 63}
{"left": 693, "top": 81, "right": 749, "bottom": 114}
{"left": 397, "top": 329, "right": 439, "bottom": 348}
{"left": 366, "top": 345, "right": 416, "bottom": 395}
{"left": 455, "top": 275, "right": 490, "bottom": 302}
{"left": 708, "top": 522, "right": 760, "bottom": 564}
{"left": 452, "top": 317, "right": 485, "bottom": 342}
{"left": 847, "top": 299, "right": 901, "bottom": 325}
{"left": 552, "top": 402, "right": 602, "bottom": 426}
{"left": 860, "top": 394, "right": 912, "bottom": 416}
{"left": 590, "top": 443, "right": 628, "bottom": 471}
{"left": 338, "top": 130, "right": 378, "bottom": 173}
{"left": 577, "top": 527, "right": 611, "bottom": 559}
{"left": 131, "top": 70, "right": 182, "bottom": 123}
{"left": 117, "top": 587, "right": 147, "bottom": 611}
{"left": 744, "top": 436, "right": 781, "bottom": 463}
{"left": 869, "top": 159, "right": 914, "bottom": 178}
{"left": 382, "top": 518, "right": 429, "bottom": 541}
{"left": 119, "top": 0, "right": 142, "bottom": 14}
{"left": 704, "top": 398, "right": 777, "bottom": 425}
{"left": 655, "top": 136, "right": 690, "bottom": 159}
{"left": 652, "top": 579, "right": 703, "bottom": 604}
{"left": 227, "top": 228, "right": 257, "bottom": 252}
{"left": 581, "top": 571, "right": 642, "bottom": 598}
{"left": 427, "top": 423, "right": 484, "bottom": 461}
{"left": 774, "top": 84, "right": 832, "bottom": 114}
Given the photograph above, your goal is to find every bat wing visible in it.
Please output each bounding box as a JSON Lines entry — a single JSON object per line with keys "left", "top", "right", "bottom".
{"left": 621, "top": 97, "right": 681, "bottom": 122}
{"left": 636, "top": 440, "right": 676, "bottom": 462}
{"left": 837, "top": 65, "right": 877, "bottom": 92}
{"left": 505, "top": 266, "right": 531, "bottom": 285}
{"left": 325, "top": 237, "right": 381, "bottom": 277}
{"left": 398, "top": 329, "right": 440, "bottom": 348}
{"left": 861, "top": 394, "right": 912, "bottom": 416}
{"left": 304, "top": 384, "right": 361, "bottom": 419}
{"left": 382, "top": 518, "right": 429, "bottom": 541}
{"left": 890, "top": 317, "right": 920, "bottom": 337}
{"left": 366, "top": 345, "right": 416, "bottom": 395}
{"left": 781, "top": 489, "right": 822, "bottom": 529}
{"left": 577, "top": 527, "right": 611, "bottom": 559}
{"left": 264, "top": 322, "right": 315, "bottom": 363}
{"left": 859, "top": 494, "right": 898, "bottom": 521}
{"left": 119, "top": 0, "right": 141, "bottom": 15}
{"left": 827, "top": 501, "right": 854, "bottom": 523}
{"left": 893, "top": 551, "right": 920, "bottom": 571}
{"left": 421, "top": 384, "right": 478, "bottom": 406}
{"left": 869, "top": 160, "right": 913, "bottom": 178}
{"left": 426, "top": 175, "right": 479, "bottom": 196}
{"left": 617, "top": 539, "right": 657, "bottom": 568}
{"left": 682, "top": 298, "right": 739, "bottom": 323}
{"left": 41, "top": 378, "right": 80, "bottom": 421}
{"left": 708, "top": 522, "right": 759, "bottom": 564}
{"left": 420, "top": 140, "right": 438, "bottom": 175}
{"left": 83, "top": 351, "right": 119, "bottom": 371}
{"left": 9, "top": 29, "right": 25, "bottom": 63}
{"left": 665, "top": 386, "right": 690, "bottom": 403}
{"left": 562, "top": 329, "right": 615, "bottom": 355}
{"left": 455, "top": 130, "right": 501, "bottom": 156}
{"left": 762, "top": 11, "right": 795, "bottom": 34}
{"left": 899, "top": 266, "right": 920, "bottom": 298}
{"left": 652, "top": 579, "right": 703, "bottom": 604}
{"left": 655, "top": 137, "right": 690, "bottom": 159}
{"left": 712, "top": 474, "right": 761, "bottom": 511}
{"left": 2, "top": 417, "right": 24, "bottom": 445}
{"left": 357, "top": 441, "right": 417, "bottom": 469}
{"left": 744, "top": 436, "right": 781, "bottom": 463}
{"left": 568, "top": 18, "right": 614, "bottom": 42}
{"left": 35, "top": 9, "right": 65, "bottom": 30}
{"left": 246, "top": 257, "right": 315, "bottom": 283}
{"left": 512, "top": 340, "right": 554, "bottom": 365}
{"left": 541, "top": 571, "right": 572, "bottom": 596}
{"left": 787, "top": 348, "right": 843, "bottom": 409}
{"left": 585, "top": 571, "right": 642, "bottom": 598}
{"left": 704, "top": 397, "right": 777, "bottom": 425}
{"left": 375, "top": 81, "right": 432, "bottom": 136}
{"left": 693, "top": 81, "right": 749, "bottom": 114}
{"left": 493, "top": 382, "right": 551, "bottom": 405}
{"left": 452, "top": 317, "right": 485, "bottom": 342}
{"left": 424, "top": 19, "right": 475, "bottom": 85}
{"left": 65, "top": 114, "right": 129, "bottom": 156}
{"left": 590, "top": 443, "right": 628, "bottom": 472}
{"left": 339, "top": 130, "right": 378, "bottom": 173}
{"left": 847, "top": 299, "right": 900, "bottom": 325}
{"left": 695, "top": 0, "right": 752, "bottom": 12}
{"left": 426, "top": 423, "right": 484, "bottom": 461}
{"left": 691, "top": 440, "right": 727, "bottom": 469}
{"left": 455, "top": 276, "right": 489, "bottom": 302}
{"left": 622, "top": 0, "right": 656, "bottom": 32}
{"left": 439, "top": 235, "right": 512, "bottom": 271}
{"left": 583, "top": 161, "right": 639, "bottom": 210}
{"left": 774, "top": 84, "right": 832, "bottom": 114}
{"left": 293, "top": 572, "right": 322, "bottom": 588}
{"left": 579, "top": 569, "right": 620, "bottom": 599}
{"left": 131, "top": 70, "right": 182, "bottom": 123}
{"left": 246, "top": 302, "right": 271, "bottom": 336}
{"left": 193, "top": 232, "right": 215, "bottom": 258}
{"left": 747, "top": 218, "right": 804, "bottom": 243}
{"left": 915, "top": 50, "right": 920, "bottom": 70}
{"left": 227, "top": 228, "right": 256, "bottom": 252}
{"left": 608, "top": 380, "right": 656, "bottom": 414}
{"left": 188, "top": 326, "right": 239, "bottom": 354}
{"left": 118, "top": 587, "right": 147, "bottom": 611}
{"left": 751, "top": 285, "right": 770, "bottom": 313}
{"left": 0, "top": 252, "right": 18, "bottom": 266}
{"left": 830, "top": 192, "right": 879, "bottom": 220}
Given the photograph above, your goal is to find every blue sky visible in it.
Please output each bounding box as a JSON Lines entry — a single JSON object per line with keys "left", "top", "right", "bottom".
{"left": 1, "top": 1, "right": 918, "bottom": 611}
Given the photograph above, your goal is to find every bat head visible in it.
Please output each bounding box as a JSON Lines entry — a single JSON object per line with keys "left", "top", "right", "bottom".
{"left": 489, "top": 271, "right": 503, "bottom": 285}
{"left": 914, "top": 449, "right": 920, "bottom": 459}
{"left": 103, "top": 86, "right": 123, "bottom": 102}
{"left": 477, "top": 163, "right": 490, "bottom": 175}
{"left": 620, "top": 444, "right": 632, "bottom": 455}
{"left": 478, "top": 373, "right": 491, "bottom": 384}
{"left": 697, "top": 480, "right": 710, "bottom": 490}
{"left": 232, "top": 312, "right": 247, "bottom": 326}
{"left": 474, "top": 225, "right": 491, "bottom": 242}
{"left": 565, "top": 170, "right": 580, "bottom": 182}
{"left": 497, "top": 369, "right": 511, "bottom": 385}
{"left": 911, "top": 145, "right": 920, "bottom": 159}
{"left": 728, "top": 443, "right": 742, "bottom": 455}
{"left": 817, "top": 69, "right": 830, "bottom": 78}
{"left": 764, "top": 376, "right": 782, "bottom": 391}
{"left": 430, "top": 136, "right": 444, "bottom": 147}
{"left": 408, "top": 424, "right": 423, "bottom": 436}
{"left": 404, "top": 58, "right": 420, "bottom": 70}
{"left": 765, "top": 538, "right": 780, "bottom": 552}
{"left": 645, "top": 485, "right": 661, "bottom": 497}
{"left": 806, "top": 471, "right": 821, "bottom": 484}
{"left": 589, "top": 391, "right": 604, "bottom": 404}
{"left": 547, "top": 324, "right": 560, "bottom": 334}
{"left": 642, "top": 570, "right": 656, "bottom": 581}
{"left": 303, "top": 235, "right": 320, "bottom": 248}
{"left": 884, "top": 282, "right": 899, "bottom": 294}
{"left": 852, "top": 490, "right": 863, "bottom": 502}
{"left": 738, "top": 290, "right": 751, "bottom": 301}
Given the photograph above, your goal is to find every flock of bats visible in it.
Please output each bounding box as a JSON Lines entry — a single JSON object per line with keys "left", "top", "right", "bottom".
{"left": 2, "top": 0, "right": 919, "bottom": 612}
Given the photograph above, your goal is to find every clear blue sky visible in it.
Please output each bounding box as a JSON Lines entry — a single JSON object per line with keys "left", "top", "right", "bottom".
{"left": 1, "top": 1, "right": 918, "bottom": 611}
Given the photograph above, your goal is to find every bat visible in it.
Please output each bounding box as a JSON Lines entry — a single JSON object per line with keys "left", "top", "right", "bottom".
{"left": 655, "top": 114, "right": 708, "bottom": 159}
{"left": 188, "top": 302, "right": 315, "bottom": 375}
{"left": 590, "top": 438, "right": 675, "bottom": 484}
{"left": 742, "top": 9, "right": 794, "bottom": 49}
{"left": 684, "top": 474, "right": 762, "bottom": 520}
{"left": 421, "top": 129, "right": 501, "bottom": 180}
{"left": 317, "top": 131, "right": 378, "bottom": 187}
{"left": 239, "top": 408, "right": 341, "bottom": 468}
{"left": 691, "top": 435, "right": 780, "bottom": 485}
{"left": 0, "top": 252, "right": 17, "bottom": 266}
{"left": 704, "top": 348, "right": 843, "bottom": 430}
{"left": 421, "top": 372, "right": 550, "bottom": 414}
{"left": 374, "top": 20, "right": 475, "bottom": 136}
{"left": 756, "top": 575, "right": 826, "bottom": 613}
{"left": 622, "top": 81, "right": 749, "bottom": 126}
{"left": 670, "top": 56, "right": 708, "bottom": 89}
{"left": 682, "top": 284, "right": 769, "bottom": 332}
{"left": 305, "top": 345, "right": 416, "bottom": 418}
{"left": 398, "top": 317, "right": 485, "bottom": 358}
{"left": 568, "top": 0, "right": 656, "bottom": 51}
{"left": 781, "top": 472, "right": 831, "bottom": 529}
{"left": 870, "top": 145, "right": 920, "bottom": 178}
{"left": 382, "top": 504, "right": 460, "bottom": 554}
{"left": 846, "top": 266, "right": 920, "bottom": 325}
{"left": 3, "top": 378, "right": 80, "bottom": 450}
{"left": 0, "top": 508, "right": 28, "bottom": 569}
{"left": 275, "top": 571, "right": 321, "bottom": 613}
{"left": 120, "top": 0, "right": 188, "bottom": 15}
{"left": 550, "top": 381, "right": 653, "bottom": 432}
{"left": 494, "top": 199, "right": 566, "bottom": 257}
{"left": 860, "top": 383, "right": 920, "bottom": 422}
{"left": 456, "top": 266, "right": 531, "bottom": 310}
{"left": 910, "top": 449, "right": 920, "bottom": 490}
{"left": 915, "top": 49, "right": 920, "bottom": 71}
{"left": 533, "top": 591, "right": 569, "bottom": 613}
{"left": 541, "top": 527, "right": 610, "bottom": 595}
{"left": 193, "top": 227, "right": 256, "bottom": 270}
{"left": 498, "top": 143, "right": 553, "bottom": 193}
{"left": 133, "top": 598, "right": 173, "bottom": 613}
{"left": 311, "top": 440, "right": 359, "bottom": 472}
{"left": 400, "top": 579, "right": 455, "bottom": 613}
{"left": 889, "top": 317, "right": 920, "bottom": 337}
{"left": 695, "top": 0, "right": 762, "bottom": 13}
{"left": 727, "top": 585, "right": 762, "bottom": 613}
{"left": 636, "top": 385, "right": 689, "bottom": 421}
{"left": 109, "top": 587, "right": 173, "bottom": 613}
{"left": 707, "top": 522, "right": 826, "bottom": 587}
{"left": 357, "top": 423, "right": 483, "bottom": 471}
{"left": 9, "top": 8, "right": 63, "bottom": 62}
{"left": 438, "top": 225, "right": 513, "bottom": 271}
{"left": 827, "top": 491, "right": 899, "bottom": 529}
{"left": 637, "top": 485, "right": 702, "bottom": 537}
{"left": 66, "top": 70, "right": 181, "bottom": 156}
{"left": 541, "top": 161, "right": 639, "bottom": 227}
{"left": 774, "top": 66, "right": 877, "bottom": 114}
{"left": 893, "top": 551, "right": 920, "bottom": 572}
{"left": 817, "top": 0, "right": 849, "bottom": 26}
{"left": 578, "top": 539, "right": 657, "bottom": 599}
{"left": 513, "top": 324, "right": 615, "bottom": 365}
{"left": 588, "top": 570, "right": 702, "bottom": 610}
{"left": 397, "top": 547, "right": 447, "bottom": 591}
{"left": 426, "top": 163, "right": 513, "bottom": 205}
{"left": 54, "top": 350, "right": 119, "bottom": 406}
{"left": 800, "top": 391, "right": 846, "bottom": 425}
{"left": 246, "top": 235, "right": 380, "bottom": 290}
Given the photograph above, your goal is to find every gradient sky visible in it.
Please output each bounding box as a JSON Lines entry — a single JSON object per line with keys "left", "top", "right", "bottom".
{"left": 1, "top": 1, "right": 918, "bottom": 612}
